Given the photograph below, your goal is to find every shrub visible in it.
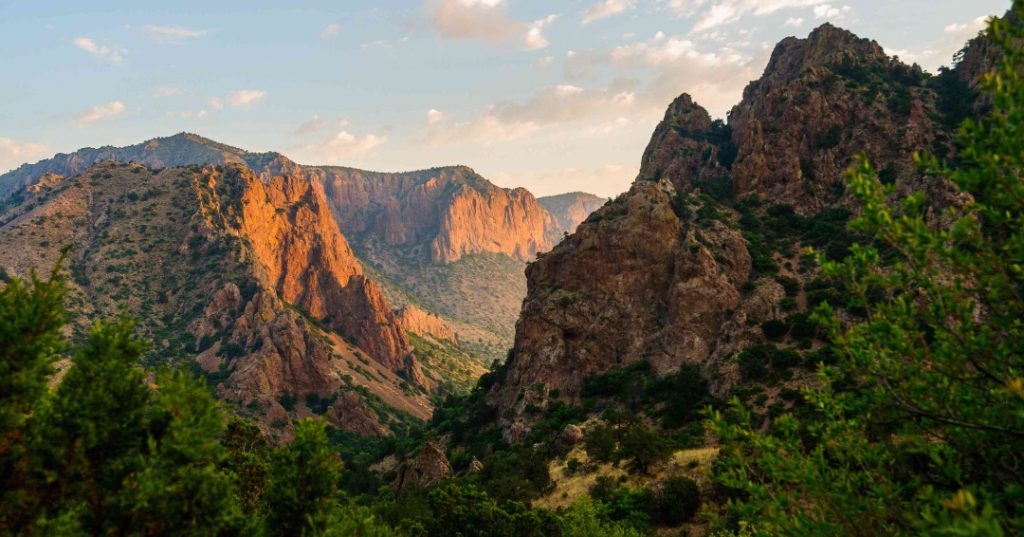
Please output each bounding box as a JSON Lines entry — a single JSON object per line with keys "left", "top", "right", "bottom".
{"left": 651, "top": 476, "right": 701, "bottom": 526}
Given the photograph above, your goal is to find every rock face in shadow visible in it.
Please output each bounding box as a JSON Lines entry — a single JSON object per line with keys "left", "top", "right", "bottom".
{"left": 394, "top": 442, "right": 452, "bottom": 493}
{"left": 487, "top": 22, "right": 981, "bottom": 441}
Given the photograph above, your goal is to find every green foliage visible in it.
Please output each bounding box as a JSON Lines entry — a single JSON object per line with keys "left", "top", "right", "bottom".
{"left": 263, "top": 418, "right": 345, "bottom": 536}
{"left": 710, "top": 8, "right": 1024, "bottom": 534}
{"left": 652, "top": 476, "right": 701, "bottom": 526}
{"left": 0, "top": 261, "right": 66, "bottom": 441}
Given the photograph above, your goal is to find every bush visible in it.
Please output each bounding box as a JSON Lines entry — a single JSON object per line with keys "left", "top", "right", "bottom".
{"left": 760, "top": 320, "right": 789, "bottom": 341}
{"left": 651, "top": 476, "right": 701, "bottom": 526}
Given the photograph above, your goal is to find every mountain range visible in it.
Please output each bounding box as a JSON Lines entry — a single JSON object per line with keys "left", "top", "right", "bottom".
{"left": 0, "top": 134, "right": 605, "bottom": 439}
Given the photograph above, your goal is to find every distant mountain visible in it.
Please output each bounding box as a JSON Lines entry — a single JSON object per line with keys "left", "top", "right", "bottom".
{"left": 0, "top": 136, "right": 606, "bottom": 363}
{"left": 538, "top": 192, "right": 608, "bottom": 234}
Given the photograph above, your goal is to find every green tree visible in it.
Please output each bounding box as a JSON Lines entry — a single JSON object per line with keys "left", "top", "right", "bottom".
{"left": 709, "top": 5, "right": 1024, "bottom": 535}
{"left": 262, "top": 418, "right": 344, "bottom": 537}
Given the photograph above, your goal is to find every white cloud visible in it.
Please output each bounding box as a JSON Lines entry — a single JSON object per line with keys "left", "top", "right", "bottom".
{"left": 523, "top": 14, "right": 557, "bottom": 50}
{"left": 813, "top": 4, "right": 852, "bottom": 20}
{"left": 0, "top": 138, "right": 51, "bottom": 173}
{"left": 141, "top": 25, "right": 206, "bottom": 43}
{"left": 784, "top": 17, "right": 804, "bottom": 27}
{"left": 73, "top": 37, "right": 125, "bottom": 63}
{"left": 153, "top": 87, "right": 180, "bottom": 98}
{"left": 534, "top": 55, "right": 555, "bottom": 68}
{"left": 296, "top": 115, "right": 327, "bottom": 134}
{"left": 426, "top": 0, "right": 523, "bottom": 41}
{"left": 301, "top": 130, "right": 388, "bottom": 163}
{"left": 611, "top": 32, "right": 746, "bottom": 67}
{"left": 427, "top": 109, "right": 448, "bottom": 124}
{"left": 207, "top": 97, "right": 224, "bottom": 110}
{"left": 945, "top": 16, "right": 987, "bottom": 41}
{"left": 225, "top": 90, "right": 266, "bottom": 108}
{"left": 669, "top": 0, "right": 829, "bottom": 32}
{"left": 196, "top": 109, "right": 208, "bottom": 118}
{"left": 360, "top": 39, "right": 390, "bottom": 49}
{"left": 73, "top": 101, "right": 126, "bottom": 126}
{"left": 581, "top": 0, "right": 634, "bottom": 25}
{"left": 426, "top": 83, "right": 640, "bottom": 145}
{"left": 321, "top": 23, "right": 340, "bottom": 39}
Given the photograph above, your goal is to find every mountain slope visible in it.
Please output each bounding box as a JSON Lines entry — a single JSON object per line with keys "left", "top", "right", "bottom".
{"left": 0, "top": 139, "right": 607, "bottom": 364}
{"left": 0, "top": 161, "right": 431, "bottom": 440}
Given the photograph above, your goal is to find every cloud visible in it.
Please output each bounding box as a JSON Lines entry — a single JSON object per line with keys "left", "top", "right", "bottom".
{"left": 523, "top": 15, "right": 557, "bottom": 50}
{"left": 945, "top": 16, "right": 987, "bottom": 41}
{"left": 581, "top": 0, "right": 634, "bottom": 25}
{"left": 321, "top": 23, "right": 340, "bottom": 39}
{"left": 295, "top": 116, "right": 347, "bottom": 134}
{"left": 534, "top": 55, "right": 555, "bottom": 68}
{"left": 360, "top": 39, "right": 390, "bottom": 49}
{"left": 610, "top": 32, "right": 746, "bottom": 67}
{"left": 141, "top": 25, "right": 206, "bottom": 43}
{"left": 422, "top": 0, "right": 554, "bottom": 50}
{"left": 813, "top": 4, "right": 852, "bottom": 20}
{"left": 884, "top": 15, "right": 988, "bottom": 72}
{"left": 196, "top": 109, "right": 208, "bottom": 118}
{"left": 0, "top": 138, "right": 51, "bottom": 173}
{"left": 426, "top": 0, "right": 523, "bottom": 41}
{"left": 426, "top": 82, "right": 640, "bottom": 145}
{"left": 73, "top": 101, "right": 126, "bottom": 126}
{"left": 73, "top": 37, "right": 125, "bottom": 63}
{"left": 300, "top": 130, "right": 388, "bottom": 163}
{"left": 153, "top": 87, "right": 180, "bottom": 98}
{"left": 668, "top": 0, "right": 829, "bottom": 32}
{"left": 225, "top": 90, "right": 266, "bottom": 108}
{"left": 784, "top": 17, "right": 804, "bottom": 27}
{"left": 427, "top": 109, "right": 448, "bottom": 124}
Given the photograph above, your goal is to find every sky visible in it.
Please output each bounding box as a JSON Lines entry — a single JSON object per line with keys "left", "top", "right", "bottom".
{"left": 0, "top": 0, "right": 1009, "bottom": 197}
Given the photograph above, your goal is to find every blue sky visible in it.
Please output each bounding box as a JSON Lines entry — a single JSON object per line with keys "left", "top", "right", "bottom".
{"left": 0, "top": 0, "right": 1009, "bottom": 197}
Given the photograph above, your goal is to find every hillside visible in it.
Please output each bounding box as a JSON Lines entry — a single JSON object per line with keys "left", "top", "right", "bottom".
{"left": 0, "top": 139, "right": 606, "bottom": 364}
{"left": 0, "top": 161, "right": 435, "bottom": 440}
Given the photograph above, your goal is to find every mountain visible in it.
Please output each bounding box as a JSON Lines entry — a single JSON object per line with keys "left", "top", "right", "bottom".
{"left": 0, "top": 137, "right": 606, "bottom": 364}
{"left": 0, "top": 160, "right": 434, "bottom": 440}
{"left": 486, "top": 22, "right": 977, "bottom": 440}
{"left": 538, "top": 192, "right": 608, "bottom": 234}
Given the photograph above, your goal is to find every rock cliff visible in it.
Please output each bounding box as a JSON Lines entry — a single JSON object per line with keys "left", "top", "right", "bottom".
{"left": 488, "top": 22, "right": 981, "bottom": 440}
{"left": 396, "top": 304, "right": 458, "bottom": 343}
{"left": 0, "top": 162, "right": 429, "bottom": 440}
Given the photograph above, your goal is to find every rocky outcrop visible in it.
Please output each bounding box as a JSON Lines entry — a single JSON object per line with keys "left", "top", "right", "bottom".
{"left": 538, "top": 192, "right": 608, "bottom": 234}
{"left": 395, "top": 304, "right": 458, "bottom": 343}
{"left": 394, "top": 442, "right": 452, "bottom": 493}
{"left": 488, "top": 22, "right": 980, "bottom": 440}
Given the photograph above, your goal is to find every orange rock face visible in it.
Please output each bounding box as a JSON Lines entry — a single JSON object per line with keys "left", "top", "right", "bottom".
{"left": 395, "top": 304, "right": 458, "bottom": 343}
{"left": 312, "top": 166, "right": 557, "bottom": 264}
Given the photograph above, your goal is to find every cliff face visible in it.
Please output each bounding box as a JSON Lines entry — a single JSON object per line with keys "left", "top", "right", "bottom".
{"left": 488, "top": 23, "right": 975, "bottom": 440}
{"left": 396, "top": 304, "right": 458, "bottom": 343}
{"left": 311, "top": 165, "right": 556, "bottom": 264}
{"left": 538, "top": 192, "right": 608, "bottom": 234}
{"left": 0, "top": 162, "right": 429, "bottom": 440}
